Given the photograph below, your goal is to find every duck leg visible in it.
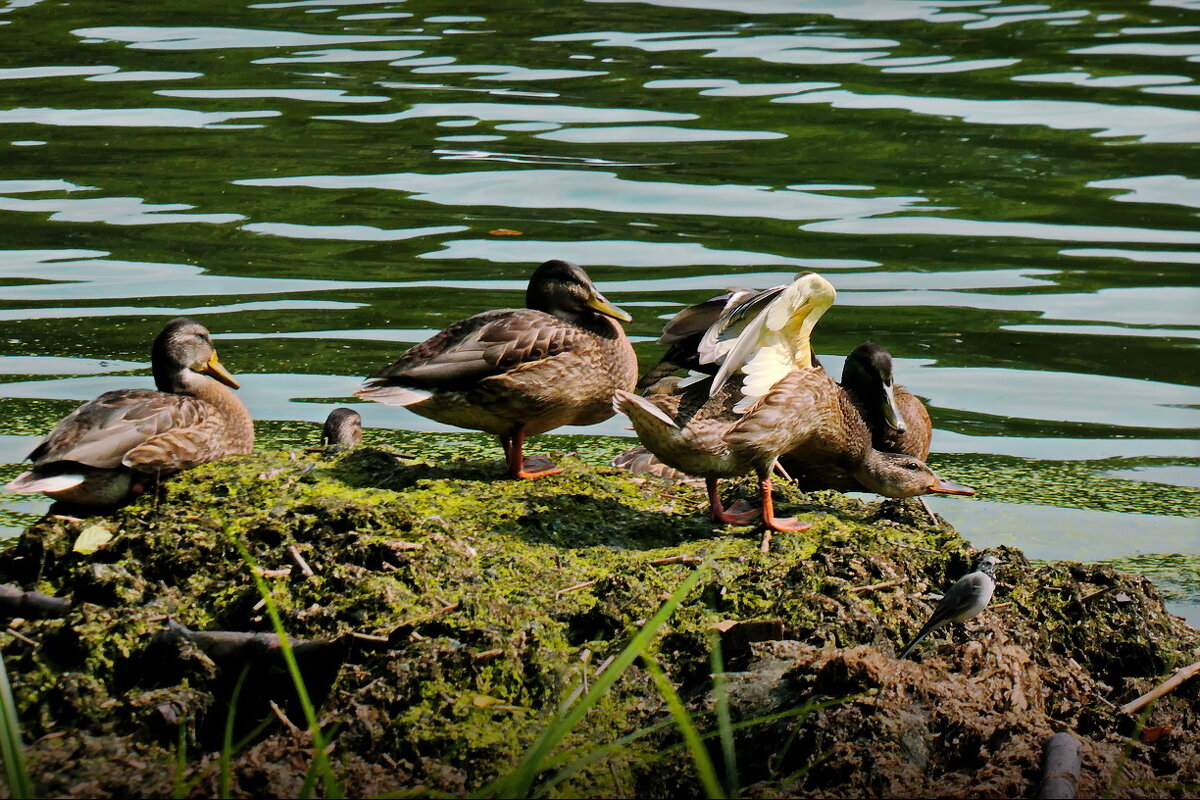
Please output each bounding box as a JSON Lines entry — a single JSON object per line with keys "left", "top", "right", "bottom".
{"left": 502, "top": 426, "right": 563, "bottom": 480}
{"left": 757, "top": 472, "right": 811, "bottom": 552}
{"left": 706, "top": 478, "right": 759, "bottom": 525}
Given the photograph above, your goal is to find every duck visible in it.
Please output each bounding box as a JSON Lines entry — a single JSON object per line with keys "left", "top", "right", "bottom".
{"left": 3, "top": 317, "right": 254, "bottom": 506}
{"left": 321, "top": 407, "right": 362, "bottom": 450}
{"left": 613, "top": 272, "right": 837, "bottom": 543}
{"left": 778, "top": 340, "right": 944, "bottom": 494}
{"left": 356, "top": 259, "right": 637, "bottom": 479}
{"left": 615, "top": 284, "right": 972, "bottom": 506}
{"left": 840, "top": 341, "right": 931, "bottom": 460}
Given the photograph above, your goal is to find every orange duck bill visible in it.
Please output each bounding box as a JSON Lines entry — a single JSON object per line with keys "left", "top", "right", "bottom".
{"left": 928, "top": 475, "right": 975, "bottom": 496}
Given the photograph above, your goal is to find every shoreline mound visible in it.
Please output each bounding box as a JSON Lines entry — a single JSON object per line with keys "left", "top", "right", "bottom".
{"left": 0, "top": 446, "right": 1195, "bottom": 797}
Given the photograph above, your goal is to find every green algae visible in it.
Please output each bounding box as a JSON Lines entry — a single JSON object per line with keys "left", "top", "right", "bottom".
{"left": 0, "top": 447, "right": 1195, "bottom": 797}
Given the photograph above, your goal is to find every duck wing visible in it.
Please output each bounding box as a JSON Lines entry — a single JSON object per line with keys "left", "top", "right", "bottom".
{"left": 366, "top": 309, "right": 591, "bottom": 390}
{"left": 28, "top": 389, "right": 214, "bottom": 470}
{"left": 725, "top": 368, "right": 868, "bottom": 465}
{"left": 697, "top": 285, "right": 786, "bottom": 370}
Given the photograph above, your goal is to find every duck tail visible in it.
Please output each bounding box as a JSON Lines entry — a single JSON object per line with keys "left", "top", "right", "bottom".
{"left": 612, "top": 390, "right": 678, "bottom": 431}
{"left": 3, "top": 471, "right": 85, "bottom": 494}
{"left": 611, "top": 444, "right": 702, "bottom": 485}
{"left": 355, "top": 381, "right": 431, "bottom": 407}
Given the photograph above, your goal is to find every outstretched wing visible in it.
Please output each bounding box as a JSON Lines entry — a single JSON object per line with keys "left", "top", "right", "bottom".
{"left": 364, "top": 309, "right": 591, "bottom": 390}
{"left": 29, "top": 389, "right": 213, "bottom": 470}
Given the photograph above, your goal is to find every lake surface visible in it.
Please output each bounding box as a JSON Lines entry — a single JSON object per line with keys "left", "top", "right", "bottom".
{"left": 0, "top": 0, "right": 1197, "bottom": 619}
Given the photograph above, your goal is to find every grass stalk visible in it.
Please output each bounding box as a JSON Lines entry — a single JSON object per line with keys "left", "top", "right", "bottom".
{"left": 219, "top": 665, "right": 251, "bottom": 799}
{"left": 231, "top": 537, "right": 343, "bottom": 799}
{"left": 0, "top": 651, "right": 32, "bottom": 799}
{"left": 709, "top": 635, "right": 738, "bottom": 796}
{"left": 642, "top": 655, "right": 724, "bottom": 799}
{"left": 476, "top": 549, "right": 720, "bottom": 798}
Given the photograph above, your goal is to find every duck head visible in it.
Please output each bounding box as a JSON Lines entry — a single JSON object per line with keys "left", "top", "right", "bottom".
{"left": 855, "top": 451, "right": 975, "bottom": 499}
{"left": 527, "top": 259, "right": 632, "bottom": 325}
{"left": 322, "top": 407, "right": 363, "bottom": 448}
{"left": 152, "top": 317, "right": 240, "bottom": 392}
{"left": 842, "top": 342, "right": 907, "bottom": 434}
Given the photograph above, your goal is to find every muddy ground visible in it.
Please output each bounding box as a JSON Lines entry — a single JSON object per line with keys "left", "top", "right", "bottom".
{"left": 0, "top": 446, "right": 1196, "bottom": 797}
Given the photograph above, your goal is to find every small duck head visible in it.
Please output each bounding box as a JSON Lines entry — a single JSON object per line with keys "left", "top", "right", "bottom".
{"left": 322, "top": 407, "right": 363, "bottom": 449}
{"left": 854, "top": 451, "right": 976, "bottom": 499}
{"left": 152, "top": 317, "right": 240, "bottom": 392}
{"left": 842, "top": 342, "right": 907, "bottom": 434}
{"left": 527, "top": 260, "right": 632, "bottom": 325}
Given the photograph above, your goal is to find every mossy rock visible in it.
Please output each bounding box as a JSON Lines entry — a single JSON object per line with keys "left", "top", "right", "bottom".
{"left": 0, "top": 447, "right": 1196, "bottom": 797}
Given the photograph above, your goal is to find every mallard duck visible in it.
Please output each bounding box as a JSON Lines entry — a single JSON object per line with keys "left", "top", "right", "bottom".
{"left": 613, "top": 272, "right": 837, "bottom": 538}
{"left": 3, "top": 317, "right": 254, "bottom": 505}
{"left": 778, "top": 341, "right": 948, "bottom": 494}
{"left": 321, "top": 407, "right": 362, "bottom": 450}
{"left": 840, "top": 341, "right": 931, "bottom": 460}
{"left": 615, "top": 282, "right": 972, "bottom": 506}
{"left": 356, "top": 259, "right": 637, "bottom": 479}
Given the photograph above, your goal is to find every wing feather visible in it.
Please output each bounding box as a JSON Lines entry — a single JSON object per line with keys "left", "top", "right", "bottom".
{"left": 29, "top": 390, "right": 212, "bottom": 469}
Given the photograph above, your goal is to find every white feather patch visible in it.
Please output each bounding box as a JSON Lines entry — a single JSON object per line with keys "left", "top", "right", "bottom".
{"left": 4, "top": 471, "right": 85, "bottom": 493}
{"left": 355, "top": 385, "right": 432, "bottom": 407}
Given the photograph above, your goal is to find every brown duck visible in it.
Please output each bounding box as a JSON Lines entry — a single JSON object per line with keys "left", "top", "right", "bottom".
{"left": 356, "top": 259, "right": 637, "bottom": 479}
{"left": 4, "top": 317, "right": 254, "bottom": 505}
{"left": 613, "top": 272, "right": 838, "bottom": 539}
{"left": 778, "top": 341, "right": 948, "bottom": 494}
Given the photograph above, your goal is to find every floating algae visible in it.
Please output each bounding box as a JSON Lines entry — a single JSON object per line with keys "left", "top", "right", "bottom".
{"left": 0, "top": 444, "right": 1194, "bottom": 797}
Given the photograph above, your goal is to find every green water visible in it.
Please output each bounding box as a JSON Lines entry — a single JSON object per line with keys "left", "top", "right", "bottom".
{"left": 0, "top": 0, "right": 1197, "bottom": 618}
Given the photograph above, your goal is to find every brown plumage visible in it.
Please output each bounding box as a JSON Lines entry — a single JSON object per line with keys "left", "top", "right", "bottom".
{"left": 357, "top": 259, "right": 637, "bottom": 479}
{"left": 321, "top": 407, "right": 362, "bottom": 450}
{"left": 780, "top": 341, "right": 937, "bottom": 493}
{"left": 4, "top": 318, "right": 254, "bottom": 505}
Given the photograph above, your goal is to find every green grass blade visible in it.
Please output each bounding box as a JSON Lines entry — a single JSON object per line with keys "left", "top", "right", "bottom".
{"left": 0, "top": 676, "right": 29, "bottom": 797}
{"left": 231, "top": 538, "right": 343, "bottom": 799}
{"left": 0, "top": 651, "right": 32, "bottom": 799}
{"left": 219, "top": 665, "right": 250, "bottom": 799}
{"left": 709, "top": 635, "right": 738, "bottom": 796}
{"left": 642, "top": 655, "right": 724, "bottom": 800}
{"left": 171, "top": 723, "right": 188, "bottom": 800}
{"left": 493, "top": 549, "right": 720, "bottom": 798}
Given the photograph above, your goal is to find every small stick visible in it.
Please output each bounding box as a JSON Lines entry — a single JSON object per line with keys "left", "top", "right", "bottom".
{"left": 475, "top": 649, "right": 503, "bottom": 660}
{"left": 253, "top": 567, "right": 292, "bottom": 579}
{"left": 886, "top": 539, "right": 938, "bottom": 554}
{"left": 288, "top": 546, "right": 315, "bottom": 577}
{"left": 556, "top": 580, "right": 597, "bottom": 597}
{"left": 349, "top": 631, "right": 390, "bottom": 643}
{"left": 269, "top": 700, "right": 302, "bottom": 735}
{"left": 648, "top": 555, "right": 702, "bottom": 567}
{"left": 1037, "top": 732, "right": 1081, "bottom": 799}
{"left": 1079, "top": 586, "right": 1114, "bottom": 604}
{"left": 1120, "top": 659, "right": 1200, "bottom": 715}
{"left": 847, "top": 579, "right": 904, "bottom": 594}
{"left": 609, "top": 759, "right": 625, "bottom": 796}
{"left": 408, "top": 602, "right": 460, "bottom": 627}
{"left": 991, "top": 602, "right": 1013, "bottom": 610}
{"left": 595, "top": 654, "right": 616, "bottom": 677}
{"left": 5, "top": 628, "right": 35, "bottom": 646}
{"left": 759, "top": 529, "right": 772, "bottom": 554}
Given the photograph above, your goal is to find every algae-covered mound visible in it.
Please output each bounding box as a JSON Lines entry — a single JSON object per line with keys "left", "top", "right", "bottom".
{"left": 0, "top": 446, "right": 1196, "bottom": 797}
